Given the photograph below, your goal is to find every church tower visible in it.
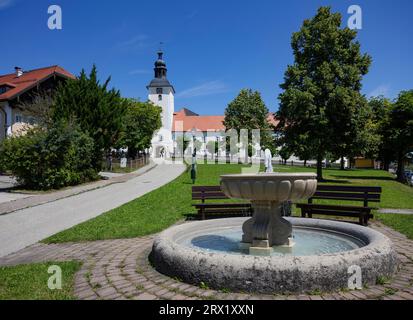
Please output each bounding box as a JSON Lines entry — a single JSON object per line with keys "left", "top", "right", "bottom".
{"left": 147, "top": 50, "right": 175, "bottom": 157}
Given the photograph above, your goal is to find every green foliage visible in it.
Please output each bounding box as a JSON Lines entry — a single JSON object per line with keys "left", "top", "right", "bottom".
{"left": 390, "top": 90, "right": 413, "bottom": 181}
{"left": 206, "top": 140, "right": 219, "bottom": 157}
{"left": 175, "top": 135, "right": 190, "bottom": 156}
{"left": 193, "top": 138, "right": 203, "bottom": 153}
{"left": 119, "top": 99, "right": 162, "bottom": 158}
{"left": 0, "top": 122, "right": 97, "bottom": 190}
{"left": 277, "top": 6, "right": 371, "bottom": 180}
{"left": 52, "top": 65, "right": 126, "bottom": 169}
{"left": 224, "top": 89, "right": 274, "bottom": 153}
{"left": 279, "top": 146, "right": 292, "bottom": 163}
{"left": 369, "top": 96, "right": 394, "bottom": 168}
{"left": 199, "top": 282, "right": 210, "bottom": 290}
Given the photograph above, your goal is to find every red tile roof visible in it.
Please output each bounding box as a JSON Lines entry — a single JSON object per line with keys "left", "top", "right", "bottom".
{"left": 0, "top": 65, "right": 75, "bottom": 101}
{"left": 172, "top": 108, "right": 279, "bottom": 132}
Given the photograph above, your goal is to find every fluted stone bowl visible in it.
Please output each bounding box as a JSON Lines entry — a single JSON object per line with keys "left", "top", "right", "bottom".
{"left": 220, "top": 173, "right": 318, "bottom": 202}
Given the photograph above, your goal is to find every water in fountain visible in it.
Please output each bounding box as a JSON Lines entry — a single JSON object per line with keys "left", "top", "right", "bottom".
{"left": 179, "top": 226, "right": 365, "bottom": 257}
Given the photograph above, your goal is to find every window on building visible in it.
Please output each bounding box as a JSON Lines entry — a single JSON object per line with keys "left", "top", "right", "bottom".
{"left": 156, "top": 88, "right": 163, "bottom": 94}
{"left": 0, "top": 86, "right": 7, "bottom": 94}
{"left": 158, "top": 94, "right": 162, "bottom": 101}
{"left": 159, "top": 134, "right": 163, "bottom": 142}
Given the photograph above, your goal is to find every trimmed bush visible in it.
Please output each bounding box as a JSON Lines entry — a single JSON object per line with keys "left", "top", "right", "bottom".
{"left": 0, "top": 122, "right": 98, "bottom": 190}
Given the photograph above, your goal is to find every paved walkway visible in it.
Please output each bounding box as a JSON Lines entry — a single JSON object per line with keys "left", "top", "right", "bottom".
{"left": 0, "top": 163, "right": 186, "bottom": 258}
{"left": 0, "top": 221, "right": 412, "bottom": 300}
{"left": 0, "top": 162, "right": 158, "bottom": 215}
{"left": 378, "top": 209, "right": 413, "bottom": 215}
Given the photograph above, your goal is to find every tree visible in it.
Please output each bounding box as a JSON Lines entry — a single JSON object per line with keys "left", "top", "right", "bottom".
{"left": 17, "top": 91, "right": 54, "bottom": 128}
{"left": 390, "top": 90, "right": 413, "bottom": 181}
{"left": 224, "top": 89, "right": 274, "bottom": 159}
{"left": 369, "top": 96, "right": 395, "bottom": 171}
{"left": 277, "top": 6, "right": 371, "bottom": 180}
{"left": 279, "top": 146, "right": 292, "bottom": 165}
{"left": 52, "top": 65, "right": 126, "bottom": 170}
{"left": 119, "top": 99, "right": 162, "bottom": 158}
{"left": 206, "top": 140, "right": 219, "bottom": 159}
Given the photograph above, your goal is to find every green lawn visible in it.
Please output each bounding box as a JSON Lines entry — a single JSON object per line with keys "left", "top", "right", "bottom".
{"left": 44, "top": 164, "right": 413, "bottom": 243}
{"left": 376, "top": 214, "right": 413, "bottom": 240}
{"left": 0, "top": 261, "right": 81, "bottom": 300}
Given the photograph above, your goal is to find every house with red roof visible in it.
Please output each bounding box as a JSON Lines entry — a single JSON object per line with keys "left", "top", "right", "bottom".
{"left": 0, "top": 65, "right": 74, "bottom": 140}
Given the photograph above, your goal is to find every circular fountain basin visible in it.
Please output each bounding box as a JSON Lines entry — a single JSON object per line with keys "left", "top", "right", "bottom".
{"left": 152, "top": 217, "right": 398, "bottom": 294}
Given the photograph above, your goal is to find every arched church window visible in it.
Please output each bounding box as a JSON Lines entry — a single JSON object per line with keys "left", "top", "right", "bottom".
{"left": 158, "top": 95, "right": 162, "bottom": 101}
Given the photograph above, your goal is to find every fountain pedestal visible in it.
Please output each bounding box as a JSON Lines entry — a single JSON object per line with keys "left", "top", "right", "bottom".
{"left": 241, "top": 200, "right": 294, "bottom": 255}
{"left": 220, "top": 173, "right": 318, "bottom": 255}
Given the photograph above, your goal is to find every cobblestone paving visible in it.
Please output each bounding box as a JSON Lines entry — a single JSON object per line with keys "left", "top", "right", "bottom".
{"left": 1, "top": 221, "right": 413, "bottom": 300}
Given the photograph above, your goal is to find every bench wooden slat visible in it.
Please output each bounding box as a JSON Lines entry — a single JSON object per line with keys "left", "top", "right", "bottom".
{"left": 192, "top": 192, "right": 228, "bottom": 198}
{"left": 312, "top": 191, "right": 381, "bottom": 200}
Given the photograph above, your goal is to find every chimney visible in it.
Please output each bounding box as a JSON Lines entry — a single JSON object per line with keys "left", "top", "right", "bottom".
{"left": 15, "top": 67, "right": 23, "bottom": 77}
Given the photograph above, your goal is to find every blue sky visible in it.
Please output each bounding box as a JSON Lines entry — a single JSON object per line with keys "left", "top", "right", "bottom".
{"left": 1, "top": 0, "right": 412, "bottom": 115}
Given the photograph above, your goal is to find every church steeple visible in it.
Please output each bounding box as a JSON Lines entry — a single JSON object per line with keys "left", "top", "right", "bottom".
{"left": 154, "top": 50, "right": 167, "bottom": 79}
{"left": 147, "top": 50, "right": 175, "bottom": 93}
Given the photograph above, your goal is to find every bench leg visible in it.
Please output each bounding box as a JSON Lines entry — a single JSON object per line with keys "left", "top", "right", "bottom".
{"left": 201, "top": 208, "right": 206, "bottom": 220}
{"left": 301, "top": 209, "right": 306, "bottom": 218}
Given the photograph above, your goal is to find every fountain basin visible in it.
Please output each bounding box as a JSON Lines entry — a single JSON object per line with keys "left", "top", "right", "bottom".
{"left": 151, "top": 217, "right": 398, "bottom": 294}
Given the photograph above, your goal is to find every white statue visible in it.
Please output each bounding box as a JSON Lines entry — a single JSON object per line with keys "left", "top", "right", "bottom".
{"left": 264, "top": 148, "right": 273, "bottom": 173}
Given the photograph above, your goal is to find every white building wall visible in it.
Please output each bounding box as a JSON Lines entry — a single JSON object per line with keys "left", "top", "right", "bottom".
{"left": 149, "top": 87, "right": 175, "bottom": 157}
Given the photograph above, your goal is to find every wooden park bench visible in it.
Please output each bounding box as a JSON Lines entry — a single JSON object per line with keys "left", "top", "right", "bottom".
{"left": 192, "top": 186, "right": 252, "bottom": 220}
{"left": 296, "top": 185, "right": 382, "bottom": 226}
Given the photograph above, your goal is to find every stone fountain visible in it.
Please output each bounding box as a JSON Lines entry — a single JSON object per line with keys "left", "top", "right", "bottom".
{"left": 152, "top": 172, "right": 398, "bottom": 294}
{"left": 220, "top": 173, "right": 317, "bottom": 255}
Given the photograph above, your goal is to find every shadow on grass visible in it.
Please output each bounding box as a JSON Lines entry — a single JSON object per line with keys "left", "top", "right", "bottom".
{"left": 318, "top": 179, "right": 351, "bottom": 184}
{"left": 329, "top": 175, "right": 396, "bottom": 181}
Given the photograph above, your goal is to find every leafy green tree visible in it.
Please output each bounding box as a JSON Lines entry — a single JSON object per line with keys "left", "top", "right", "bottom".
{"left": 369, "top": 96, "right": 395, "bottom": 170}
{"left": 277, "top": 6, "right": 371, "bottom": 180}
{"left": 279, "top": 146, "right": 292, "bottom": 165}
{"left": 119, "top": 99, "right": 161, "bottom": 158}
{"left": 206, "top": 140, "right": 219, "bottom": 158}
{"left": 193, "top": 138, "right": 203, "bottom": 154}
{"left": 390, "top": 90, "right": 413, "bottom": 181}
{"left": 52, "top": 65, "right": 126, "bottom": 170}
{"left": 224, "top": 89, "right": 274, "bottom": 157}
{"left": 175, "top": 135, "right": 189, "bottom": 156}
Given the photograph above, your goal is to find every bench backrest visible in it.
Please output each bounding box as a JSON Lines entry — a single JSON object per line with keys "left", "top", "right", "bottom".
{"left": 192, "top": 186, "right": 228, "bottom": 202}
{"left": 310, "top": 185, "right": 382, "bottom": 207}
